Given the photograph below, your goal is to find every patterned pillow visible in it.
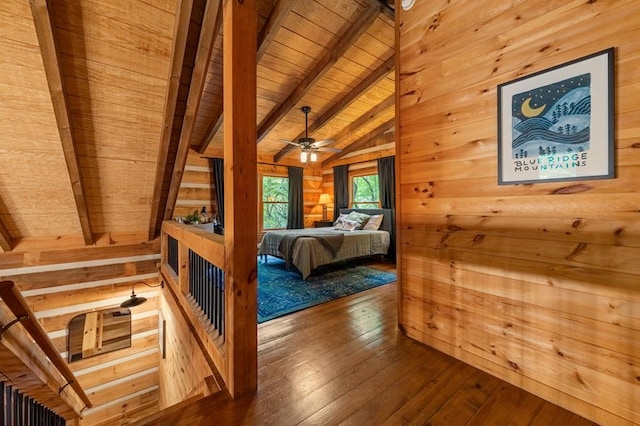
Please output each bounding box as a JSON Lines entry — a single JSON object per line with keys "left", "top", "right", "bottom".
{"left": 363, "top": 214, "right": 383, "bottom": 230}
{"left": 344, "top": 211, "right": 370, "bottom": 229}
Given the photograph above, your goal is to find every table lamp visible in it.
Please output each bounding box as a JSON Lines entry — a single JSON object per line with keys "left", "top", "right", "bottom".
{"left": 318, "top": 193, "right": 332, "bottom": 221}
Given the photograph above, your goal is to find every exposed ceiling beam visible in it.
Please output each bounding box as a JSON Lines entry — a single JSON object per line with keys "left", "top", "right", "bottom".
{"left": 329, "top": 93, "right": 395, "bottom": 143}
{"left": 196, "top": 0, "right": 294, "bottom": 155}
{"left": 257, "top": 0, "right": 295, "bottom": 62}
{"left": 162, "top": 0, "right": 222, "bottom": 226}
{"left": 196, "top": 101, "right": 223, "bottom": 154}
{"left": 30, "top": 0, "right": 93, "bottom": 246}
{"left": 363, "top": 0, "right": 395, "bottom": 20}
{"left": 321, "top": 118, "right": 395, "bottom": 166}
{"left": 256, "top": 3, "right": 383, "bottom": 144}
{"left": 148, "top": 0, "right": 195, "bottom": 241}
{"left": 0, "top": 219, "right": 12, "bottom": 252}
{"left": 273, "top": 55, "right": 395, "bottom": 162}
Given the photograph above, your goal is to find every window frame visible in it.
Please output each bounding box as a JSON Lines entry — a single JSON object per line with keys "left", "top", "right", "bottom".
{"left": 349, "top": 171, "right": 380, "bottom": 209}
{"left": 258, "top": 172, "right": 289, "bottom": 232}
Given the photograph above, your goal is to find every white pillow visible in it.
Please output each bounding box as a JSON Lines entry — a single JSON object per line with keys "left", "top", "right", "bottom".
{"left": 342, "top": 219, "right": 359, "bottom": 232}
{"left": 333, "top": 213, "right": 348, "bottom": 230}
{"left": 363, "top": 214, "right": 383, "bottom": 230}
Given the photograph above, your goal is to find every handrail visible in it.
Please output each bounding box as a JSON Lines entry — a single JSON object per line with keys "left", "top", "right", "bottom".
{"left": 0, "top": 280, "right": 93, "bottom": 408}
{"left": 161, "top": 221, "right": 228, "bottom": 390}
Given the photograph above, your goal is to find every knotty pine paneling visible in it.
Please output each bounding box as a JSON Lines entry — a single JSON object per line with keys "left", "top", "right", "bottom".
{"left": 0, "top": 1, "right": 84, "bottom": 240}
{"left": 0, "top": 242, "right": 161, "bottom": 425}
{"left": 180, "top": 153, "right": 387, "bottom": 232}
{"left": 158, "top": 290, "right": 213, "bottom": 409}
{"left": 51, "top": 0, "right": 176, "bottom": 237}
{"left": 397, "top": 1, "right": 640, "bottom": 425}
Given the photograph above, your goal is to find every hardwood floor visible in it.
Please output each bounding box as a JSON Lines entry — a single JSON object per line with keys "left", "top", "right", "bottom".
{"left": 146, "top": 264, "right": 597, "bottom": 425}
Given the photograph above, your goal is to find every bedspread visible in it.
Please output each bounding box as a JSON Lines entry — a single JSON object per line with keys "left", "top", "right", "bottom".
{"left": 258, "top": 227, "right": 390, "bottom": 279}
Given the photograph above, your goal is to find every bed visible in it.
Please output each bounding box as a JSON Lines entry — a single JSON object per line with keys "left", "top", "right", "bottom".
{"left": 258, "top": 208, "right": 394, "bottom": 279}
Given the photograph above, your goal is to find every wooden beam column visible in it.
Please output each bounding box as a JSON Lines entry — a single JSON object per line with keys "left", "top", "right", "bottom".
{"left": 223, "top": 0, "right": 257, "bottom": 398}
{"left": 0, "top": 219, "right": 13, "bottom": 252}
{"left": 30, "top": 0, "right": 93, "bottom": 245}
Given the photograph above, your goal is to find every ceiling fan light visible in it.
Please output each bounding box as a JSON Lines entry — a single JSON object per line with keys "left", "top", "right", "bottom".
{"left": 310, "top": 151, "right": 318, "bottom": 162}
{"left": 300, "top": 150, "right": 308, "bottom": 163}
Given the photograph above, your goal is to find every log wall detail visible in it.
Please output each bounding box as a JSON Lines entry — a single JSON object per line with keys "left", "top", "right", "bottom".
{"left": 0, "top": 242, "right": 162, "bottom": 425}
{"left": 396, "top": 1, "right": 640, "bottom": 425}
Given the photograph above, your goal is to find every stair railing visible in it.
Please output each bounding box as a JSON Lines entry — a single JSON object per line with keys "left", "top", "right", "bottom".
{"left": 0, "top": 280, "right": 93, "bottom": 409}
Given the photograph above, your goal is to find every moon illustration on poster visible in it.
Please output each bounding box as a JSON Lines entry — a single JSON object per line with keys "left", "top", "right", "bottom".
{"left": 521, "top": 97, "right": 546, "bottom": 117}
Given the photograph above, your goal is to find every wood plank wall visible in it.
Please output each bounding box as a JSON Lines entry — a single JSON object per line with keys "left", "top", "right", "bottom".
{"left": 0, "top": 241, "right": 162, "bottom": 425}
{"left": 178, "top": 148, "right": 395, "bottom": 232}
{"left": 174, "top": 150, "right": 217, "bottom": 221}
{"left": 396, "top": 1, "right": 640, "bottom": 425}
{"left": 157, "top": 290, "right": 213, "bottom": 409}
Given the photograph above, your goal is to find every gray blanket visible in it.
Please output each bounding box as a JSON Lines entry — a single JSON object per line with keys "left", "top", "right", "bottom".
{"left": 278, "top": 233, "right": 345, "bottom": 269}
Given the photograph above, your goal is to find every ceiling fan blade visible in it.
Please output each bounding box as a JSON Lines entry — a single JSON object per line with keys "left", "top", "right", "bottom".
{"left": 316, "top": 147, "right": 342, "bottom": 153}
{"left": 279, "top": 138, "right": 301, "bottom": 147}
{"left": 311, "top": 138, "right": 335, "bottom": 148}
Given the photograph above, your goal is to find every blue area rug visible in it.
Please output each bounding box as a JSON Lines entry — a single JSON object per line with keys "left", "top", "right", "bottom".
{"left": 257, "top": 256, "right": 396, "bottom": 323}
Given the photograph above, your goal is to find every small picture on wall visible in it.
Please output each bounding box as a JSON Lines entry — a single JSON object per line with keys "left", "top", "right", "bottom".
{"left": 497, "top": 47, "right": 614, "bottom": 185}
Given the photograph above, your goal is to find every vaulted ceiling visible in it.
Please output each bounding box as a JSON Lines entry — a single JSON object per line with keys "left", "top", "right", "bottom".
{"left": 0, "top": 0, "right": 395, "bottom": 251}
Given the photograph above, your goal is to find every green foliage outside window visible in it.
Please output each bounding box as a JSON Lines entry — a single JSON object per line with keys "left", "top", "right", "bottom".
{"left": 352, "top": 174, "right": 379, "bottom": 209}
{"left": 262, "top": 176, "right": 289, "bottom": 229}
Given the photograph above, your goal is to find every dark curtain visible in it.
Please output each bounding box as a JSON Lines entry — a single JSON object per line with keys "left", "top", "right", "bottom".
{"left": 377, "top": 156, "right": 396, "bottom": 260}
{"left": 332, "top": 165, "right": 349, "bottom": 220}
{"left": 377, "top": 156, "right": 395, "bottom": 210}
{"left": 210, "top": 158, "right": 224, "bottom": 230}
{"left": 287, "top": 166, "right": 304, "bottom": 229}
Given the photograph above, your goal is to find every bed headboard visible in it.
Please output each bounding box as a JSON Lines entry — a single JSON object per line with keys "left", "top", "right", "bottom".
{"left": 339, "top": 208, "right": 394, "bottom": 236}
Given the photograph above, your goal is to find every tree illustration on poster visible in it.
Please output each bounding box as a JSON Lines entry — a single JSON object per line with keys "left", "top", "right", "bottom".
{"left": 497, "top": 48, "right": 614, "bottom": 185}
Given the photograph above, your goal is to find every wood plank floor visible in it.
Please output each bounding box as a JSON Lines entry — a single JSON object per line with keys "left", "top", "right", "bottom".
{"left": 146, "top": 263, "right": 597, "bottom": 425}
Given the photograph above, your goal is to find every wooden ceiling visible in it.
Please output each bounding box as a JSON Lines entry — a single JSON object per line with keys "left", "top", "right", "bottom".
{"left": 0, "top": 0, "right": 395, "bottom": 250}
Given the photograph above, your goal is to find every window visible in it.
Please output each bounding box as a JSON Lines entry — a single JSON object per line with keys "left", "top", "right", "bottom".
{"left": 261, "top": 175, "right": 289, "bottom": 229}
{"left": 351, "top": 174, "right": 380, "bottom": 208}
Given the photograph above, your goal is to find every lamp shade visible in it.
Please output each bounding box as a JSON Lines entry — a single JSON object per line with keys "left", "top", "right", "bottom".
{"left": 121, "top": 293, "right": 147, "bottom": 308}
{"left": 120, "top": 281, "right": 164, "bottom": 308}
{"left": 318, "top": 193, "right": 331, "bottom": 205}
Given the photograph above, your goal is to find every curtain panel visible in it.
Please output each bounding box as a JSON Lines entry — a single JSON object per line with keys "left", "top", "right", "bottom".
{"left": 210, "top": 158, "right": 225, "bottom": 230}
{"left": 377, "top": 156, "right": 395, "bottom": 210}
{"left": 287, "top": 166, "right": 304, "bottom": 229}
{"left": 377, "top": 155, "right": 396, "bottom": 259}
{"left": 332, "top": 165, "right": 349, "bottom": 221}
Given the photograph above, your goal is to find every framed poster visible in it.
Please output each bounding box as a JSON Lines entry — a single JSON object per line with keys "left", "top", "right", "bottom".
{"left": 497, "top": 48, "right": 614, "bottom": 185}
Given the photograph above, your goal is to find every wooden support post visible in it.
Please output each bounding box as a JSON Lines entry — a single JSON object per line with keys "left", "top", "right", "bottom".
{"left": 223, "top": 0, "right": 258, "bottom": 398}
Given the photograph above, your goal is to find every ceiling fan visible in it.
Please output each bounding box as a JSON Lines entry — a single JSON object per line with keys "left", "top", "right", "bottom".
{"left": 280, "top": 106, "right": 342, "bottom": 163}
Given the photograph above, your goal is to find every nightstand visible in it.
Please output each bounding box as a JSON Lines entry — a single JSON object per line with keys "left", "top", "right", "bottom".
{"left": 313, "top": 220, "right": 334, "bottom": 228}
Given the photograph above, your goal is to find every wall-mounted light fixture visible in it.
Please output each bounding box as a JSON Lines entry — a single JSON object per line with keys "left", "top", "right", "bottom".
{"left": 121, "top": 281, "right": 164, "bottom": 308}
